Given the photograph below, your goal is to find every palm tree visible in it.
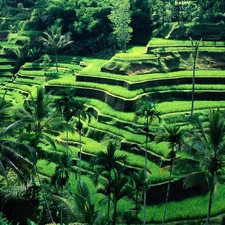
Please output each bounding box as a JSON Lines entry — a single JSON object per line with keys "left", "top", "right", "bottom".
{"left": 20, "top": 86, "right": 65, "bottom": 161}
{"left": 180, "top": 109, "right": 225, "bottom": 225}
{"left": 19, "top": 86, "right": 66, "bottom": 224}
{"left": 0, "top": 121, "right": 35, "bottom": 185}
{"left": 154, "top": 124, "right": 183, "bottom": 225}
{"left": 190, "top": 37, "right": 201, "bottom": 117}
{"left": 50, "top": 152, "right": 76, "bottom": 225}
{"left": 135, "top": 96, "right": 160, "bottom": 225}
{"left": 54, "top": 88, "right": 76, "bottom": 154}
{"left": 111, "top": 174, "right": 132, "bottom": 225}
{"left": 73, "top": 99, "right": 92, "bottom": 179}
{"left": 39, "top": 24, "right": 73, "bottom": 72}
{"left": 90, "top": 142, "right": 127, "bottom": 224}
{"left": 130, "top": 169, "right": 146, "bottom": 221}
{"left": 0, "top": 91, "right": 35, "bottom": 185}
{"left": 51, "top": 152, "right": 76, "bottom": 193}
{"left": 74, "top": 181, "right": 100, "bottom": 225}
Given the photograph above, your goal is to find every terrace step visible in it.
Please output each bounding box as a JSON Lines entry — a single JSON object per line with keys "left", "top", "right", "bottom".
{"left": 77, "top": 74, "right": 225, "bottom": 91}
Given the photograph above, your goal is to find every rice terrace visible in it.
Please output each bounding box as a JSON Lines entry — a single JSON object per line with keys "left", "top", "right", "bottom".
{"left": 1, "top": 0, "right": 225, "bottom": 225}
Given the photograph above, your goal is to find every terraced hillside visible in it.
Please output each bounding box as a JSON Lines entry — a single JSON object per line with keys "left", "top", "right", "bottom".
{"left": 2, "top": 7, "right": 225, "bottom": 224}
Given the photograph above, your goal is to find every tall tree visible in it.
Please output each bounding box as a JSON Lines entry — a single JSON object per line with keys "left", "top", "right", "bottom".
{"left": 73, "top": 99, "right": 92, "bottom": 179}
{"left": 135, "top": 96, "right": 160, "bottom": 225}
{"left": 19, "top": 87, "right": 66, "bottom": 224}
{"left": 111, "top": 174, "right": 132, "bottom": 225}
{"left": 0, "top": 91, "right": 34, "bottom": 185}
{"left": 39, "top": 23, "right": 73, "bottom": 72}
{"left": 190, "top": 37, "right": 201, "bottom": 117}
{"left": 90, "top": 142, "right": 127, "bottom": 225}
{"left": 108, "top": 0, "right": 133, "bottom": 52}
{"left": 54, "top": 88, "right": 76, "bottom": 155}
{"left": 180, "top": 109, "right": 225, "bottom": 225}
{"left": 129, "top": 169, "right": 146, "bottom": 221}
{"left": 74, "top": 181, "right": 100, "bottom": 225}
{"left": 154, "top": 124, "right": 183, "bottom": 225}
{"left": 20, "top": 86, "right": 65, "bottom": 160}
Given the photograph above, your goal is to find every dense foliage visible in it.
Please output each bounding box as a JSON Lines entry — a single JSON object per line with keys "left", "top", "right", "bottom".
{"left": 2, "top": 0, "right": 225, "bottom": 55}
{"left": 1, "top": 0, "right": 225, "bottom": 225}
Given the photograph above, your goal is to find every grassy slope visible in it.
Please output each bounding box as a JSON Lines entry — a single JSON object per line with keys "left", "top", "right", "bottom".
{"left": 1, "top": 14, "right": 225, "bottom": 224}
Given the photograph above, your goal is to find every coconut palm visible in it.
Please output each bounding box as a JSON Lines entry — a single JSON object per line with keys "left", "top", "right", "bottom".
{"left": 20, "top": 86, "right": 65, "bottom": 162}
{"left": 135, "top": 96, "right": 160, "bottom": 225}
{"left": 0, "top": 121, "right": 35, "bottom": 185}
{"left": 19, "top": 86, "right": 66, "bottom": 224}
{"left": 180, "top": 109, "right": 225, "bottom": 225}
{"left": 90, "top": 142, "right": 127, "bottom": 224}
{"left": 0, "top": 91, "right": 35, "bottom": 185}
{"left": 154, "top": 124, "right": 183, "bottom": 225}
{"left": 39, "top": 24, "right": 73, "bottom": 72}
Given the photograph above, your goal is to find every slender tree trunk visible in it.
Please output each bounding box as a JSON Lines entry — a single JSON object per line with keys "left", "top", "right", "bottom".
{"left": 190, "top": 38, "right": 201, "bottom": 117}
{"left": 79, "top": 131, "right": 82, "bottom": 179}
{"left": 60, "top": 188, "right": 63, "bottom": 225}
{"left": 206, "top": 189, "right": 213, "bottom": 225}
{"left": 190, "top": 58, "right": 196, "bottom": 117}
{"left": 55, "top": 52, "right": 58, "bottom": 73}
{"left": 136, "top": 191, "right": 139, "bottom": 220}
{"left": 112, "top": 198, "right": 117, "bottom": 225}
{"left": 162, "top": 0, "right": 166, "bottom": 26}
{"left": 35, "top": 165, "right": 54, "bottom": 224}
{"left": 66, "top": 123, "right": 68, "bottom": 155}
{"left": 143, "top": 116, "right": 149, "bottom": 225}
{"left": 162, "top": 149, "right": 174, "bottom": 225}
{"left": 107, "top": 170, "right": 111, "bottom": 225}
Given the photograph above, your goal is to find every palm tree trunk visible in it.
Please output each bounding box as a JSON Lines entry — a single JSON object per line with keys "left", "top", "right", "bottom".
{"left": 143, "top": 116, "right": 149, "bottom": 225}
{"left": 55, "top": 52, "right": 58, "bottom": 73}
{"left": 113, "top": 198, "right": 117, "bottom": 225}
{"left": 79, "top": 131, "right": 82, "bottom": 179}
{"left": 190, "top": 59, "right": 196, "bottom": 117}
{"left": 206, "top": 189, "right": 213, "bottom": 225}
{"left": 107, "top": 170, "right": 111, "bottom": 224}
{"left": 35, "top": 165, "right": 54, "bottom": 224}
{"left": 190, "top": 38, "right": 201, "bottom": 117}
{"left": 66, "top": 123, "right": 69, "bottom": 155}
{"left": 135, "top": 191, "right": 139, "bottom": 220}
{"left": 162, "top": 150, "right": 174, "bottom": 225}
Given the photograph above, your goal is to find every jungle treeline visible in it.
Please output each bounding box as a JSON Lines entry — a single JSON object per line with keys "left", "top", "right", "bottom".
{"left": 1, "top": 0, "right": 225, "bottom": 55}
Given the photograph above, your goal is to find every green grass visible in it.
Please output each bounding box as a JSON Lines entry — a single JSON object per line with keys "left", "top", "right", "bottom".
{"left": 7, "top": 33, "right": 30, "bottom": 45}
{"left": 146, "top": 184, "right": 225, "bottom": 223}
{"left": 146, "top": 84, "right": 225, "bottom": 92}
{"left": 154, "top": 46, "right": 225, "bottom": 53}
{"left": 22, "top": 62, "right": 82, "bottom": 71}
{"left": 88, "top": 99, "right": 135, "bottom": 122}
{"left": 37, "top": 159, "right": 56, "bottom": 177}
{"left": 158, "top": 100, "right": 225, "bottom": 115}
{"left": 48, "top": 80, "right": 142, "bottom": 99}
{"left": 90, "top": 119, "right": 146, "bottom": 144}
{"left": 148, "top": 38, "right": 225, "bottom": 47}
{"left": 5, "top": 82, "right": 36, "bottom": 94}
{"left": 0, "top": 41, "right": 22, "bottom": 48}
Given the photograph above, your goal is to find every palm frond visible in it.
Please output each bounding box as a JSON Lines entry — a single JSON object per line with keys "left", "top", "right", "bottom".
{"left": 52, "top": 194, "right": 77, "bottom": 221}
{"left": 183, "top": 171, "right": 207, "bottom": 189}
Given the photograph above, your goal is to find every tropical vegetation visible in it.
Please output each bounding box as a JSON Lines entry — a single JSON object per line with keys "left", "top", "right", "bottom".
{"left": 1, "top": 0, "right": 225, "bottom": 225}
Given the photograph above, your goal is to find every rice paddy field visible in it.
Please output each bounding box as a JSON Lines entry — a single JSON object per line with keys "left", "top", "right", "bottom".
{"left": 1, "top": 26, "right": 225, "bottom": 224}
